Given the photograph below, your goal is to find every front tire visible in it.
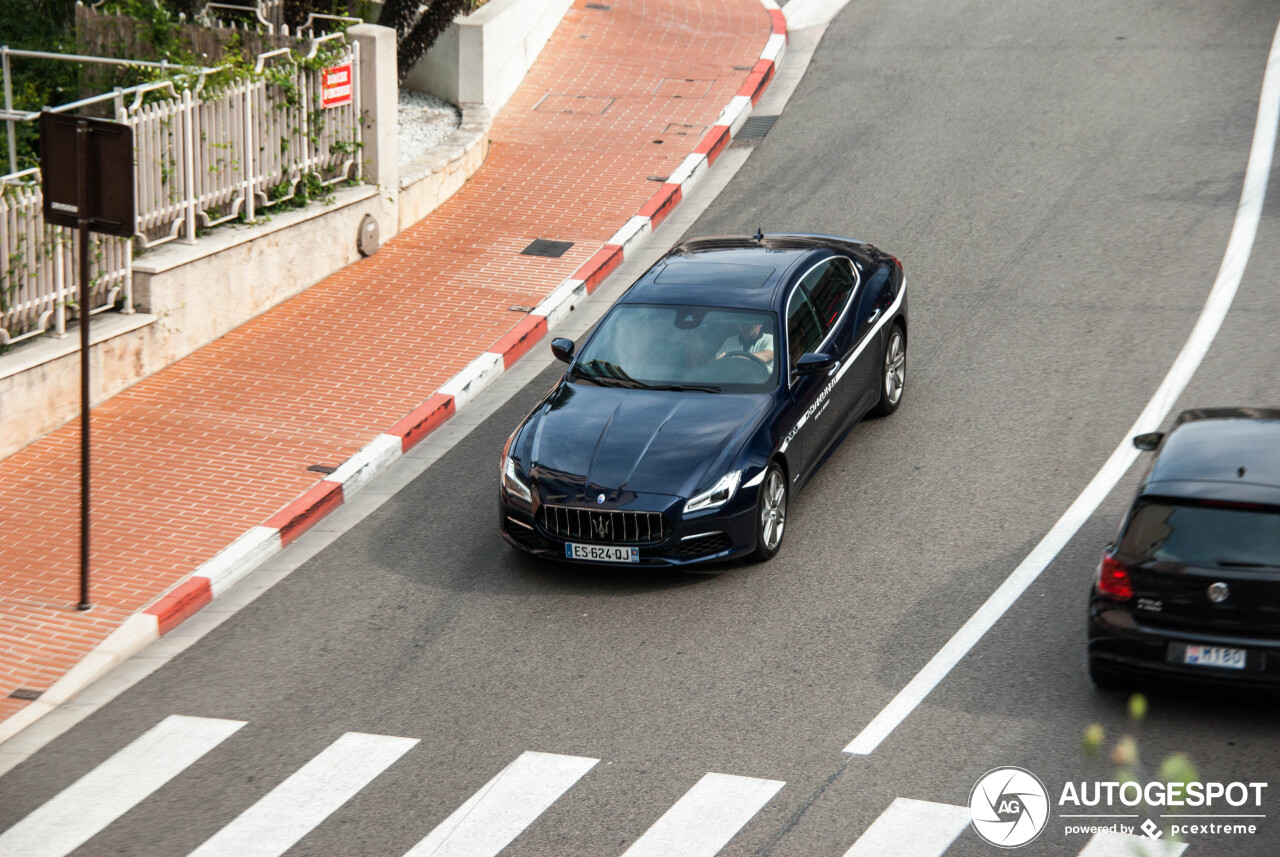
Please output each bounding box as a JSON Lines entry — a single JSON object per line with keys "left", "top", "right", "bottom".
{"left": 751, "top": 463, "right": 788, "bottom": 561}
{"left": 871, "top": 323, "right": 906, "bottom": 417}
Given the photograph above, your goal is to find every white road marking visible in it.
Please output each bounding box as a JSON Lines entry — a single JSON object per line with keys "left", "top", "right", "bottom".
{"left": 1076, "top": 831, "right": 1188, "bottom": 857}
{"left": 403, "top": 750, "right": 598, "bottom": 857}
{"left": 845, "top": 13, "right": 1280, "bottom": 756}
{"left": 619, "top": 772, "right": 785, "bottom": 857}
{"left": 0, "top": 715, "right": 244, "bottom": 857}
{"left": 188, "top": 732, "right": 417, "bottom": 857}
{"left": 841, "top": 798, "right": 970, "bottom": 857}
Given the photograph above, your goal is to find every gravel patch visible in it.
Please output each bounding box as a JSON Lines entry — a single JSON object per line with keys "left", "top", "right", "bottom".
{"left": 398, "top": 90, "right": 462, "bottom": 167}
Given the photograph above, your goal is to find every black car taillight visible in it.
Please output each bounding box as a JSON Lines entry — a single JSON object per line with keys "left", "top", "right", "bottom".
{"left": 1097, "top": 553, "right": 1134, "bottom": 601}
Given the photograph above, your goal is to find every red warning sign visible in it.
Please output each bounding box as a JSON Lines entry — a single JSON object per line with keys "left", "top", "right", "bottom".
{"left": 321, "top": 64, "right": 353, "bottom": 108}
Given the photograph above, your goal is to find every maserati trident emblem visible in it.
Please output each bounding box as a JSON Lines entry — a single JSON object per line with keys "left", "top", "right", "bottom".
{"left": 591, "top": 513, "right": 612, "bottom": 539}
{"left": 1208, "top": 581, "right": 1230, "bottom": 603}
{"left": 597, "top": 493, "right": 605, "bottom": 504}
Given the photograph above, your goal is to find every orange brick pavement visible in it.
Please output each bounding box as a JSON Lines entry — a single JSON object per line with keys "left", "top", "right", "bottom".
{"left": 0, "top": 0, "right": 771, "bottom": 724}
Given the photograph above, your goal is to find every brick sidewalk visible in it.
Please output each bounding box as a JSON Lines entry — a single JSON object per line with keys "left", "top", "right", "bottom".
{"left": 0, "top": 0, "right": 774, "bottom": 727}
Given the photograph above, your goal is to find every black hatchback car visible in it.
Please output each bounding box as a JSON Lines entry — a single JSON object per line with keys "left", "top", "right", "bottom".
{"left": 499, "top": 233, "right": 906, "bottom": 568}
{"left": 1088, "top": 408, "right": 1280, "bottom": 688}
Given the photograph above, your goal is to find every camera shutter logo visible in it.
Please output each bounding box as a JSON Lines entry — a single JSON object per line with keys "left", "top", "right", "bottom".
{"left": 969, "top": 767, "right": 1050, "bottom": 848}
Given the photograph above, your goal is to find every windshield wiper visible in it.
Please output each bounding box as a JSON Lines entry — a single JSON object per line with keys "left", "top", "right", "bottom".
{"left": 570, "top": 361, "right": 721, "bottom": 392}
{"left": 1215, "top": 560, "right": 1273, "bottom": 568}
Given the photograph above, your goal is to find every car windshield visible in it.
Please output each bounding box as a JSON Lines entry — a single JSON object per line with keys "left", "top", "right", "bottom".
{"left": 571, "top": 304, "right": 779, "bottom": 393}
{"left": 1118, "top": 500, "right": 1280, "bottom": 568}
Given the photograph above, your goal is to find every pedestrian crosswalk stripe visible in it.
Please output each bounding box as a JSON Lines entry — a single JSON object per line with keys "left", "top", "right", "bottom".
{"left": 402, "top": 750, "right": 598, "bottom": 857}
{"left": 1076, "top": 830, "right": 1189, "bottom": 857}
{"left": 619, "top": 772, "right": 785, "bottom": 857}
{"left": 0, "top": 714, "right": 245, "bottom": 857}
{"left": 842, "top": 797, "right": 971, "bottom": 857}
{"left": 188, "top": 732, "right": 418, "bottom": 857}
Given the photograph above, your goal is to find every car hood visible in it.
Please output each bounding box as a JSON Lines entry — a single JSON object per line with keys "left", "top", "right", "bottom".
{"left": 524, "top": 382, "right": 771, "bottom": 500}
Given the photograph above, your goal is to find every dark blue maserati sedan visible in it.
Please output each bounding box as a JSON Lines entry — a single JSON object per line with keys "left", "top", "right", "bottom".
{"left": 499, "top": 233, "right": 907, "bottom": 567}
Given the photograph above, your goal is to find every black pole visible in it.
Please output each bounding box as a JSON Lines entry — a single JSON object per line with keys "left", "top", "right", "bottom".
{"left": 76, "top": 117, "right": 91, "bottom": 612}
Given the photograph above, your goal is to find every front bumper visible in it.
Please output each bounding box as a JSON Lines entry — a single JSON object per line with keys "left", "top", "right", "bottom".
{"left": 499, "top": 487, "right": 758, "bottom": 567}
{"left": 1088, "top": 592, "right": 1280, "bottom": 689}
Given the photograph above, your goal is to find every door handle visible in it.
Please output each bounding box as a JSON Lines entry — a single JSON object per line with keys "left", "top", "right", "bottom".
{"left": 828, "top": 358, "right": 841, "bottom": 377}
{"left": 867, "top": 308, "right": 882, "bottom": 324}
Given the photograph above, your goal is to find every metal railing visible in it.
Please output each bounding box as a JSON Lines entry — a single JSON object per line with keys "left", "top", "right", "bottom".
{"left": 1, "top": 169, "right": 132, "bottom": 347}
{"left": 0, "top": 36, "right": 362, "bottom": 344}
{"left": 123, "top": 37, "right": 362, "bottom": 247}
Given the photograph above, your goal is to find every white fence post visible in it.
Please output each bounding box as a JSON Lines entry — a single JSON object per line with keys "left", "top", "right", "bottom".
{"left": 182, "top": 87, "right": 198, "bottom": 244}
{"left": 243, "top": 81, "right": 256, "bottom": 221}
{"left": 54, "top": 228, "right": 67, "bottom": 337}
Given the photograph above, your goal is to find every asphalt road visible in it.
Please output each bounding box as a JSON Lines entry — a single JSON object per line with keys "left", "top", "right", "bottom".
{"left": 4, "top": 0, "right": 1280, "bottom": 854}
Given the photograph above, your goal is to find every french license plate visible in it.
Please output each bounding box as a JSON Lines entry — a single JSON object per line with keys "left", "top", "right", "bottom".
{"left": 565, "top": 543, "right": 639, "bottom": 563}
{"left": 1184, "top": 644, "right": 1247, "bottom": 670}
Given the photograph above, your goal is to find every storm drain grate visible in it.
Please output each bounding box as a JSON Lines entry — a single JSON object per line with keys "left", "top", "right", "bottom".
{"left": 521, "top": 239, "right": 574, "bottom": 258}
{"left": 306, "top": 464, "right": 338, "bottom": 475}
{"left": 730, "top": 115, "right": 779, "bottom": 148}
{"left": 9, "top": 688, "right": 42, "bottom": 701}
{"left": 585, "top": 2, "right": 610, "bottom": 8}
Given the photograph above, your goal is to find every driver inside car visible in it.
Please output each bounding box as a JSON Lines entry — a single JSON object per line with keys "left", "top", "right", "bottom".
{"left": 715, "top": 321, "right": 775, "bottom": 372}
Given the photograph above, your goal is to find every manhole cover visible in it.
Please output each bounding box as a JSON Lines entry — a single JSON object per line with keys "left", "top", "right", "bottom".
{"left": 521, "top": 239, "right": 574, "bottom": 258}
{"left": 663, "top": 122, "right": 705, "bottom": 137}
{"left": 655, "top": 78, "right": 714, "bottom": 98}
{"left": 534, "top": 94, "right": 614, "bottom": 115}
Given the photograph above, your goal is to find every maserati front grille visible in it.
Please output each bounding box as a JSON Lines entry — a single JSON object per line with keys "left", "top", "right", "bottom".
{"left": 538, "top": 505, "right": 666, "bottom": 544}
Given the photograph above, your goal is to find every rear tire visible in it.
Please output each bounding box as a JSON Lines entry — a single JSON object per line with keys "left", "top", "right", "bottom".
{"left": 751, "top": 463, "right": 788, "bottom": 562}
{"left": 871, "top": 323, "right": 906, "bottom": 417}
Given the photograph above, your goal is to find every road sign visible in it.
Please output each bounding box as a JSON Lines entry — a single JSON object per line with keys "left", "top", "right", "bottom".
{"left": 39, "top": 112, "right": 137, "bottom": 610}
{"left": 321, "top": 64, "right": 353, "bottom": 109}
{"left": 39, "top": 113, "right": 135, "bottom": 237}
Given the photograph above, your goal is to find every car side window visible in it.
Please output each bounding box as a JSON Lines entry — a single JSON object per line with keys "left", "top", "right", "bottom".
{"left": 803, "top": 258, "right": 858, "bottom": 333}
{"left": 786, "top": 289, "right": 824, "bottom": 373}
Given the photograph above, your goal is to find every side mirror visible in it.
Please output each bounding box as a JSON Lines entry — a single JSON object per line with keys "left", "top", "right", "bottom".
{"left": 1132, "top": 431, "right": 1163, "bottom": 451}
{"left": 794, "top": 352, "right": 836, "bottom": 376}
{"left": 551, "top": 337, "right": 575, "bottom": 364}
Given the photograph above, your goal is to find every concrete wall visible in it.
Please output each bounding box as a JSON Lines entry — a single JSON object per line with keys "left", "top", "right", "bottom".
{"left": 404, "top": 0, "right": 574, "bottom": 112}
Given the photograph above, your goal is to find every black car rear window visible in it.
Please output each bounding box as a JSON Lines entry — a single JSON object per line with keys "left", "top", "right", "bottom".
{"left": 1117, "top": 499, "right": 1280, "bottom": 568}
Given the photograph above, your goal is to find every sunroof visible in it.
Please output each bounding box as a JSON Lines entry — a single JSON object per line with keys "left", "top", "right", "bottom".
{"left": 654, "top": 262, "right": 775, "bottom": 288}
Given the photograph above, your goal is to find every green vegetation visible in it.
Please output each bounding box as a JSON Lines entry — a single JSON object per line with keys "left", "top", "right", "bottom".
{"left": 0, "top": 0, "right": 79, "bottom": 170}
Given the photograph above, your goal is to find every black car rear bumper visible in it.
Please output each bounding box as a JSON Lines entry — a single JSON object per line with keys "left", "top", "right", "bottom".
{"left": 1089, "top": 593, "right": 1280, "bottom": 688}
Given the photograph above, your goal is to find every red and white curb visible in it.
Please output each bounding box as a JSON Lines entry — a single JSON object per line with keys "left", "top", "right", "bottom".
{"left": 0, "top": 1, "right": 788, "bottom": 745}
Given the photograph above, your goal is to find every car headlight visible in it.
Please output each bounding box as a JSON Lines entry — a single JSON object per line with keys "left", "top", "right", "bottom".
{"left": 501, "top": 453, "right": 533, "bottom": 503}
{"left": 683, "top": 470, "right": 742, "bottom": 514}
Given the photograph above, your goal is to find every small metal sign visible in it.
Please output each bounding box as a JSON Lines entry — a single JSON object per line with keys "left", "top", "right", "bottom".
{"left": 39, "top": 113, "right": 135, "bottom": 237}
{"left": 321, "top": 63, "right": 353, "bottom": 109}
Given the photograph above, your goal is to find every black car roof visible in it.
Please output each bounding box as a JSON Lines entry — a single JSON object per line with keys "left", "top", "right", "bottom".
{"left": 620, "top": 234, "right": 865, "bottom": 311}
{"left": 1141, "top": 408, "right": 1280, "bottom": 505}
